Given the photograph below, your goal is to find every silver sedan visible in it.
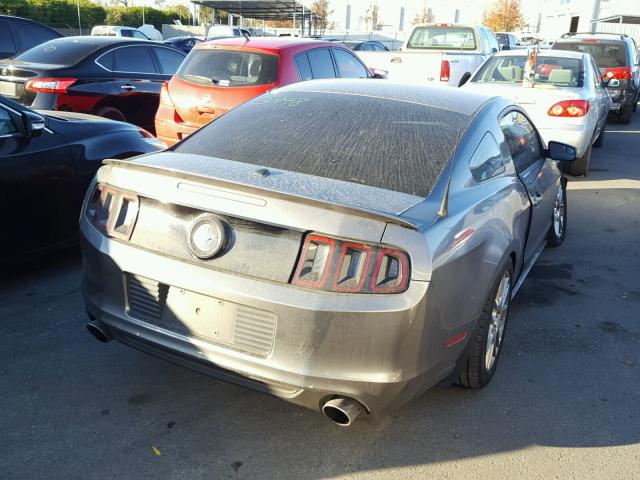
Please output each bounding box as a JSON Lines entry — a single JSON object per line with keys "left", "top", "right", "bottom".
{"left": 80, "top": 80, "right": 577, "bottom": 426}
{"left": 463, "top": 49, "right": 611, "bottom": 176}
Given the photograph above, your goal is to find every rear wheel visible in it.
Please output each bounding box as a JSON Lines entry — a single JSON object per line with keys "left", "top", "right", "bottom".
{"left": 95, "top": 106, "right": 126, "bottom": 123}
{"left": 547, "top": 182, "right": 567, "bottom": 246}
{"left": 618, "top": 103, "right": 633, "bottom": 124}
{"left": 561, "top": 144, "right": 591, "bottom": 176}
{"left": 593, "top": 127, "right": 605, "bottom": 148}
{"left": 459, "top": 260, "right": 513, "bottom": 389}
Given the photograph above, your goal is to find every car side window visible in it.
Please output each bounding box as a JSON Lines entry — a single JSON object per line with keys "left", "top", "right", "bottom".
{"left": 294, "top": 53, "right": 313, "bottom": 81}
{"left": 485, "top": 29, "right": 500, "bottom": 52}
{"left": 332, "top": 48, "right": 369, "bottom": 78}
{"left": 590, "top": 57, "right": 603, "bottom": 89}
{"left": 96, "top": 49, "right": 115, "bottom": 70}
{"left": 0, "top": 21, "right": 17, "bottom": 57}
{"left": 114, "top": 46, "right": 156, "bottom": 73}
{"left": 307, "top": 48, "right": 336, "bottom": 79}
{"left": 499, "top": 111, "right": 542, "bottom": 173}
{"left": 0, "top": 107, "right": 18, "bottom": 136}
{"left": 15, "top": 23, "right": 57, "bottom": 51}
{"left": 469, "top": 132, "right": 505, "bottom": 182}
{"left": 153, "top": 47, "right": 184, "bottom": 74}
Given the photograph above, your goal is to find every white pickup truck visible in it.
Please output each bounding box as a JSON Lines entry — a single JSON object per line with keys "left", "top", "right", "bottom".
{"left": 385, "top": 24, "right": 501, "bottom": 87}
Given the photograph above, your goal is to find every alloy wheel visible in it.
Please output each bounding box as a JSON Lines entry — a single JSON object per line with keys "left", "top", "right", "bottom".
{"left": 485, "top": 271, "right": 511, "bottom": 372}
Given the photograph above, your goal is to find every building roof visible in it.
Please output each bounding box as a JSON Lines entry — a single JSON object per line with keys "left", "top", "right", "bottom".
{"left": 191, "top": 0, "right": 317, "bottom": 21}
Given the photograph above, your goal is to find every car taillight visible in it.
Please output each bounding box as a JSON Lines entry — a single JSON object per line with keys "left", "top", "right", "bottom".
{"left": 159, "top": 81, "right": 173, "bottom": 106}
{"left": 85, "top": 184, "right": 139, "bottom": 240}
{"left": 603, "top": 66, "right": 632, "bottom": 80}
{"left": 292, "top": 234, "right": 410, "bottom": 294}
{"left": 25, "top": 77, "right": 77, "bottom": 94}
{"left": 548, "top": 100, "right": 590, "bottom": 117}
{"left": 440, "top": 60, "right": 450, "bottom": 82}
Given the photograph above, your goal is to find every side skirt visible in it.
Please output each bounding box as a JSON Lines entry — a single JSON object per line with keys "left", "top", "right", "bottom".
{"left": 511, "top": 240, "right": 546, "bottom": 300}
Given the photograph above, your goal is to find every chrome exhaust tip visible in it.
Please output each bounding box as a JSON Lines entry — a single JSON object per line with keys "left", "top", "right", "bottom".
{"left": 322, "top": 397, "right": 363, "bottom": 426}
{"left": 86, "top": 323, "right": 112, "bottom": 343}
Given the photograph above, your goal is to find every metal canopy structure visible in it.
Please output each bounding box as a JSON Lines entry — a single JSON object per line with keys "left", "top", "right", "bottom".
{"left": 191, "top": 0, "right": 316, "bottom": 21}
{"left": 595, "top": 15, "right": 640, "bottom": 25}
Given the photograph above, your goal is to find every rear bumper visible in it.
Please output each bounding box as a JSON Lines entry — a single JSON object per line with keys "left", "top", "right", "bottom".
{"left": 80, "top": 222, "right": 456, "bottom": 415}
{"left": 155, "top": 107, "right": 202, "bottom": 147}
{"left": 537, "top": 123, "right": 593, "bottom": 158}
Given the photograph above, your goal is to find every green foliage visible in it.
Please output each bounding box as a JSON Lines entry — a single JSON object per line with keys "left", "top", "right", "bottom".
{"left": 0, "top": 0, "right": 185, "bottom": 30}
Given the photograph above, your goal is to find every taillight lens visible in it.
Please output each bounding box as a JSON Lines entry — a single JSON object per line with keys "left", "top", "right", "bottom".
{"left": 159, "top": 81, "right": 173, "bottom": 106}
{"left": 440, "top": 60, "right": 450, "bottom": 82}
{"left": 25, "top": 77, "right": 77, "bottom": 93}
{"left": 292, "top": 234, "right": 410, "bottom": 294}
{"left": 85, "top": 184, "right": 139, "bottom": 240}
{"left": 548, "top": 100, "right": 590, "bottom": 117}
{"left": 603, "top": 66, "right": 632, "bottom": 80}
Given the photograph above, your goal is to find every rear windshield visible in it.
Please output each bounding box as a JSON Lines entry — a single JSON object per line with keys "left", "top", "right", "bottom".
{"left": 176, "top": 49, "right": 279, "bottom": 87}
{"left": 173, "top": 90, "right": 470, "bottom": 197}
{"left": 408, "top": 26, "right": 477, "bottom": 50}
{"left": 495, "top": 34, "right": 508, "bottom": 45}
{"left": 474, "top": 55, "right": 583, "bottom": 87}
{"left": 553, "top": 40, "right": 628, "bottom": 68}
{"left": 13, "top": 37, "right": 94, "bottom": 65}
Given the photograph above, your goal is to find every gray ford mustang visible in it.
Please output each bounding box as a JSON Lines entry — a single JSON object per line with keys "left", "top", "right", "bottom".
{"left": 80, "top": 80, "right": 576, "bottom": 426}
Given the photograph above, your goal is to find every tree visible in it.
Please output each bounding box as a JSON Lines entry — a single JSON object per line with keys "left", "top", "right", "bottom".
{"left": 483, "top": 0, "right": 524, "bottom": 32}
{"left": 412, "top": 7, "right": 434, "bottom": 25}
{"left": 364, "top": 2, "right": 380, "bottom": 30}
{"left": 312, "top": 0, "right": 333, "bottom": 31}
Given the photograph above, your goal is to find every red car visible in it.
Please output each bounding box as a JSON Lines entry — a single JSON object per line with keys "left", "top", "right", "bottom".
{"left": 155, "top": 37, "right": 377, "bottom": 146}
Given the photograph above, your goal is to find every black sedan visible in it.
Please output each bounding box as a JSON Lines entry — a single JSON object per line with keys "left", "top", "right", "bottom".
{"left": 0, "top": 36, "right": 186, "bottom": 132}
{"left": 163, "top": 36, "right": 202, "bottom": 53}
{"left": 0, "top": 96, "right": 165, "bottom": 262}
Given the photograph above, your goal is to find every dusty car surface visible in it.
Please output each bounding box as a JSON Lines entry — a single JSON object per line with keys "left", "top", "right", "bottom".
{"left": 80, "top": 80, "right": 576, "bottom": 425}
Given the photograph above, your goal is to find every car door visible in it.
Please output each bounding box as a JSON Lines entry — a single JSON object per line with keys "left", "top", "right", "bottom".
{"left": 110, "top": 45, "right": 166, "bottom": 130}
{"left": 499, "top": 110, "right": 557, "bottom": 266}
{"left": 0, "top": 103, "right": 77, "bottom": 259}
{"left": 589, "top": 56, "right": 609, "bottom": 132}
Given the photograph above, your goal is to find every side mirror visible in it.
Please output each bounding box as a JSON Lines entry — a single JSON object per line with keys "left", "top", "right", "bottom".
{"left": 371, "top": 68, "right": 387, "bottom": 79}
{"left": 501, "top": 44, "right": 511, "bottom": 51}
{"left": 546, "top": 141, "right": 576, "bottom": 162}
{"left": 605, "top": 78, "right": 621, "bottom": 88}
{"left": 19, "top": 111, "right": 46, "bottom": 138}
{"left": 491, "top": 47, "right": 498, "bottom": 54}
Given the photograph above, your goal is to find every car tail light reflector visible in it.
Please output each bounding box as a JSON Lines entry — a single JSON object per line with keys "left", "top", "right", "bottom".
{"left": 292, "top": 234, "right": 410, "bottom": 294}
{"left": 548, "top": 100, "right": 590, "bottom": 117}
{"left": 603, "top": 66, "right": 632, "bottom": 80}
{"left": 85, "top": 184, "right": 139, "bottom": 240}
{"left": 440, "top": 60, "right": 450, "bottom": 82}
{"left": 25, "top": 77, "right": 77, "bottom": 93}
{"left": 159, "top": 81, "right": 173, "bottom": 106}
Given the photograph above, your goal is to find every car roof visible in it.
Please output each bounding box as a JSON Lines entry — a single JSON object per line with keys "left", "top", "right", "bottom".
{"left": 494, "top": 49, "right": 586, "bottom": 60}
{"left": 274, "top": 79, "right": 499, "bottom": 117}
{"left": 199, "top": 37, "right": 338, "bottom": 51}
{"left": 0, "top": 15, "right": 62, "bottom": 33}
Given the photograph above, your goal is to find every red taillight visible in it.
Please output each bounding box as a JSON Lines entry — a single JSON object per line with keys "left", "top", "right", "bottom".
{"left": 85, "top": 184, "right": 139, "bottom": 240}
{"left": 292, "top": 234, "right": 410, "bottom": 294}
{"left": 603, "top": 66, "right": 632, "bottom": 80}
{"left": 25, "top": 77, "right": 77, "bottom": 94}
{"left": 159, "top": 81, "right": 173, "bottom": 106}
{"left": 440, "top": 60, "right": 450, "bottom": 82}
{"left": 548, "top": 100, "right": 590, "bottom": 117}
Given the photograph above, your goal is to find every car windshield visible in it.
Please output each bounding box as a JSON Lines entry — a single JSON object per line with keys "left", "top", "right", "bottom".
{"left": 407, "top": 26, "right": 477, "bottom": 50}
{"left": 553, "top": 40, "right": 627, "bottom": 68}
{"left": 474, "top": 55, "right": 583, "bottom": 87}
{"left": 176, "top": 49, "right": 279, "bottom": 87}
{"left": 13, "top": 37, "right": 95, "bottom": 65}
{"left": 172, "top": 90, "right": 471, "bottom": 197}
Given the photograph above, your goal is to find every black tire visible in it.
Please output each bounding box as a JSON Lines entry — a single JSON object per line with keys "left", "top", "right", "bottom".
{"left": 547, "top": 180, "right": 567, "bottom": 247}
{"left": 593, "top": 126, "right": 605, "bottom": 148}
{"left": 95, "top": 106, "right": 126, "bottom": 122}
{"left": 561, "top": 144, "right": 591, "bottom": 176}
{"left": 459, "top": 259, "right": 513, "bottom": 389}
{"left": 618, "top": 103, "right": 633, "bottom": 124}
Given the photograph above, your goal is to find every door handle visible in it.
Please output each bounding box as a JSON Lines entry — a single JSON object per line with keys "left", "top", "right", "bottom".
{"left": 120, "top": 84, "right": 136, "bottom": 90}
{"left": 197, "top": 104, "right": 215, "bottom": 114}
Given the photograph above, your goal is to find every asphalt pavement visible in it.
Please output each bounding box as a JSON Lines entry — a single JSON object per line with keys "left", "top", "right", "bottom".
{"left": 1, "top": 113, "right": 639, "bottom": 480}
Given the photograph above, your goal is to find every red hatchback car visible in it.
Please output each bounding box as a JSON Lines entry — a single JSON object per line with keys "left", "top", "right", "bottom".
{"left": 155, "top": 37, "right": 376, "bottom": 146}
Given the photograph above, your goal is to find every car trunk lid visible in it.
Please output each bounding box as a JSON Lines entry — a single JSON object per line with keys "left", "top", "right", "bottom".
{"left": 0, "top": 61, "right": 61, "bottom": 104}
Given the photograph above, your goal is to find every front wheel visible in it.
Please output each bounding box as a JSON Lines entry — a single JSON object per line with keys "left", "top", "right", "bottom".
{"left": 547, "top": 181, "right": 567, "bottom": 246}
{"left": 459, "top": 260, "right": 513, "bottom": 389}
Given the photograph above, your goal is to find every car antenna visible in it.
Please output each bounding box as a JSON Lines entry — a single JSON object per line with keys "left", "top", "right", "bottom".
{"left": 436, "top": 128, "right": 462, "bottom": 221}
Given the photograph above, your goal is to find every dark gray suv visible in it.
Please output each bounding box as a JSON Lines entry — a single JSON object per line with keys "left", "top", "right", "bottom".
{"left": 553, "top": 32, "right": 639, "bottom": 123}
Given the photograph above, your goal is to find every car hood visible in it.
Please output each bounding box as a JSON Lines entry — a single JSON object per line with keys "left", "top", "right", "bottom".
{"left": 118, "top": 151, "right": 425, "bottom": 219}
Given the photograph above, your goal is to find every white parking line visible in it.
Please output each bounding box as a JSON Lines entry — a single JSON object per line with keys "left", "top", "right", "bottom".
{"left": 568, "top": 179, "right": 640, "bottom": 190}
{"left": 606, "top": 130, "right": 640, "bottom": 133}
